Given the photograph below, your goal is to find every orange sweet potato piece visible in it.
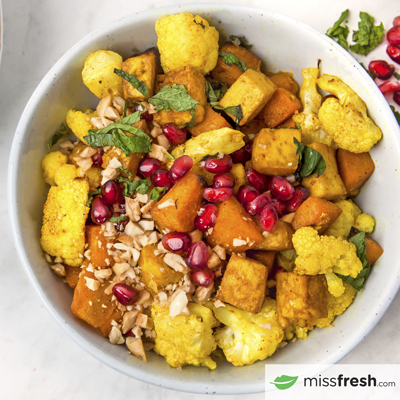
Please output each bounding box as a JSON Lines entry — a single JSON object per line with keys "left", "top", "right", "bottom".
{"left": 365, "top": 236, "right": 384, "bottom": 266}
{"left": 86, "top": 225, "right": 114, "bottom": 268}
{"left": 277, "top": 116, "right": 297, "bottom": 129}
{"left": 336, "top": 149, "right": 375, "bottom": 193}
{"left": 246, "top": 250, "right": 276, "bottom": 276}
{"left": 291, "top": 197, "right": 342, "bottom": 234}
{"left": 188, "top": 105, "right": 231, "bottom": 136}
{"left": 263, "top": 88, "right": 302, "bottom": 128}
{"left": 98, "top": 309, "right": 123, "bottom": 337}
{"left": 269, "top": 72, "right": 299, "bottom": 94}
{"left": 255, "top": 220, "right": 294, "bottom": 251}
{"left": 65, "top": 265, "right": 81, "bottom": 289}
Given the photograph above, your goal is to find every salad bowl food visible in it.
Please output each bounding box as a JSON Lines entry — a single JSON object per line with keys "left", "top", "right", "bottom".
{"left": 8, "top": 4, "right": 400, "bottom": 394}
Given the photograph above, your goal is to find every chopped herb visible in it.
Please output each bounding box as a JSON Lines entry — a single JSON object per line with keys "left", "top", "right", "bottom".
{"left": 86, "top": 188, "right": 101, "bottom": 208}
{"left": 116, "top": 176, "right": 151, "bottom": 197}
{"left": 49, "top": 123, "right": 69, "bottom": 149}
{"left": 223, "top": 105, "right": 243, "bottom": 124}
{"left": 294, "top": 137, "right": 326, "bottom": 180}
{"left": 395, "top": 72, "right": 400, "bottom": 80}
{"left": 117, "top": 166, "right": 132, "bottom": 178}
{"left": 326, "top": 9, "right": 350, "bottom": 50}
{"left": 359, "top": 62, "right": 375, "bottom": 80}
{"left": 205, "top": 81, "right": 228, "bottom": 107}
{"left": 149, "top": 186, "right": 168, "bottom": 202}
{"left": 163, "top": 151, "right": 175, "bottom": 160}
{"left": 218, "top": 51, "right": 249, "bottom": 72}
{"left": 114, "top": 69, "right": 149, "bottom": 97}
{"left": 229, "top": 35, "right": 252, "bottom": 49}
{"left": 390, "top": 106, "right": 400, "bottom": 126}
{"left": 109, "top": 215, "right": 129, "bottom": 223}
{"left": 200, "top": 152, "right": 219, "bottom": 162}
{"left": 193, "top": 19, "right": 205, "bottom": 29}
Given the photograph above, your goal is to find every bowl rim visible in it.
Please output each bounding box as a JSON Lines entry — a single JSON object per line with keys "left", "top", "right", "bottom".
{"left": 8, "top": 3, "right": 400, "bottom": 394}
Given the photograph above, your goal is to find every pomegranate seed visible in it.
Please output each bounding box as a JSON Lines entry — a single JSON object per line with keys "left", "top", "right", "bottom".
{"left": 191, "top": 268, "right": 214, "bottom": 287}
{"left": 204, "top": 188, "right": 233, "bottom": 203}
{"left": 246, "top": 192, "right": 271, "bottom": 215}
{"left": 271, "top": 266, "right": 284, "bottom": 281}
{"left": 169, "top": 155, "right": 193, "bottom": 183}
{"left": 394, "top": 17, "right": 400, "bottom": 27}
{"left": 379, "top": 80, "right": 400, "bottom": 95}
{"left": 368, "top": 60, "right": 395, "bottom": 80}
{"left": 244, "top": 141, "right": 253, "bottom": 157}
{"left": 112, "top": 283, "right": 138, "bottom": 306}
{"left": 162, "top": 232, "right": 192, "bottom": 254}
{"left": 162, "top": 124, "right": 187, "bottom": 145}
{"left": 91, "top": 197, "right": 112, "bottom": 224}
{"left": 194, "top": 204, "right": 218, "bottom": 232}
{"left": 245, "top": 167, "right": 269, "bottom": 192}
{"left": 138, "top": 158, "right": 163, "bottom": 177}
{"left": 286, "top": 185, "right": 309, "bottom": 213}
{"left": 151, "top": 169, "right": 172, "bottom": 189}
{"left": 213, "top": 173, "right": 235, "bottom": 189}
{"left": 92, "top": 148, "right": 104, "bottom": 168}
{"left": 270, "top": 198, "right": 286, "bottom": 217}
{"left": 236, "top": 185, "right": 260, "bottom": 207}
{"left": 387, "top": 45, "right": 400, "bottom": 64}
{"left": 101, "top": 180, "right": 124, "bottom": 205}
{"left": 394, "top": 91, "right": 400, "bottom": 106}
{"left": 231, "top": 147, "right": 250, "bottom": 164}
{"left": 268, "top": 176, "right": 294, "bottom": 201}
{"left": 186, "top": 241, "right": 209, "bottom": 270}
{"left": 204, "top": 155, "right": 233, "bottom": 174}
{"left": 133, "top": 103, "right": 153, "bottom": 123}
{"left": 387, "top": 25, "right": 400, "bottom": 47}
{"left": 113, "top": 206, "right": 128, "bottom": 232}
{"left": 124, "top": 330, "right": 135, "bottom": 338}
{"left": 259, "top": 203, "right": 278, "bottom": 233}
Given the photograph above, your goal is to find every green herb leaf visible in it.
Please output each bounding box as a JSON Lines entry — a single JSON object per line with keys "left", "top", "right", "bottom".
{"left": 86, "top": 188, "right": 101, "bottom": 208}
{"left": 193, "top": 19, "right": 205, "bottom": 29}
{"left": 294, "top": 137, "right": 326, "bottom": 180}
{"left": 149, "top": 186, "right": 168, "bottom": 202}
{"left": 49, "top": 123, "right": 69, "bottom": 149}
{"left": 200, "top": 152, "right": 219, "bottom": 162}
{"left": 84, "top": 133, "right": 115, "bottom": 148}
{"left": 205, "top": 81, "right": 228, "bottom": 108}
{"left": 390, "top": 106, "right": 400, "bottom": 126}
{"left": 116, "top": 177, "right": 151, "bottom": 197}
{"left": 229, "top": 35, "right": 252, "bottom": 49}
{"left": 359, "top": 62, "right": 375, "bottom": 80}
{"left": 326, "top": 9, "right": 350, "bottom": 50}
{"left": 114, "top": 68, "right": 149, "bottom": 97}
{"left": 223, "top": 105, "right": 243, "bottom": 124}
{"left": 117, "top": 166, "right": 133, "bottom": 178}
{"left": 163, "top": 151, "right": 175, "bottom": 160}
{"left": 109, "top": 215, "right": 129, "bottom": 223}
{"left": 395, "top": 72, "right": 400, "bottom": 80}
{"left": 218, "top": 51, "right": 249, "bottom": 72}
{"left": 87, "top": 111, "right": 142, "bottom": 135}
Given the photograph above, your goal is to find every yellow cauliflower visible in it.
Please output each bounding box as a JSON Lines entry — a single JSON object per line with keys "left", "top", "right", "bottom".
{"left": 292, "top": 227, "right": 362, "bottom": 278}
{"left": 283, "top": 325, "right": 309, "bottom": 341}
{"left": 355, "top": 213, "right": 375, "bottom": 233}
{"left": 317, "top": 74, "right": 383, "bottom": 153}
{"left": 54, "top": 164, "right": 77, "bottom": 186}
{"left": 325, "top": 199, "right": 361, "bottom": 239}
{"left": 314, "top": 282, "right": 357, "bottom": 328}
{"left": 152, "top": 302, "right": 218, "bottom": 370}
{"left": 66, "top": 109, "right": 97, "bottom": 144}
{"left": 156, "top": 13, "right": 219, "bottom": 75}
{"left": 325, "top": 272, "right": 345, "bottom": 297}
{"left": 42, "top": 151, "right": 68, "bottom": 186}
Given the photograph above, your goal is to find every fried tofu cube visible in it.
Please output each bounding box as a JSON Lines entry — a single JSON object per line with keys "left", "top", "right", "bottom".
{"left": 268, "top": 71, "right": 299, "bottom": 94}
{"left": 86, "top": 225, "right": 114, "bottom": 268}
{"left": 366, "top": 236, "right": 384, "bottom": 266}
{"left": 216, "top": 254, "right": 268, "bottom": 313}
{"left": 277, "top": 116, "right": 297, "bottom": 129}
{"left": 150, "top": 172, "right": 204, "bottom": 232}
{"left": 336, "top": 149, "right": 375, "bottom": 193}
{"left": 276, "top": 271, "right": 328, "bottom": 329}
{"left": 263, "top": 88, "right": 302, "bottom": 128}
{"left": 291, "top": 197, "right": 343, "bottom": 234}
{"left": 219, "top": 70, "right": 277, "bottom": 126}
{"left": 65, "top": 265, "right": 81, "bottom": 289}
{"left": 239, "top": 118, "right": 267, "bottom": 142}
{"left": 153, "top": 66, "right": 207, "bottom": 126}
{"left": 231, "top": 163, "right": 247, "bottom": 194}
{"left": 139, "top": 244, "right": 183, "bottom": 295}
{"left": 255, "top": 220, "right": 294, "bottom": 251}
{"left": 188, "top": 105, "right": 232, "bottom": 136}
{"left": 302, "top": 143, "right": 346, "bottom": 200}
{"left": 122, "top": 50, "right": 157, "bottom": 101}
{"left": 101, "top": 146, "right": 144, "bottom": 178}
{"left": 246, "top": 250, "right": 276, "bottom": 276}
{"left": 66, "top": 109, "right": 97, "bottom": 144}
{"left": 211, "top": 42, "right": 262, "bottom": 86}
{"left": 40, "top": 177, "right": 89, "bottom": 266}
{"left": 206, "top": 196, "right": 263, "bottom": 252}
{"left": 252, "top": 128, "right": 300, "bottom": 176}
{"left": 42, "top": 151, "right": 68, "bottom": 186}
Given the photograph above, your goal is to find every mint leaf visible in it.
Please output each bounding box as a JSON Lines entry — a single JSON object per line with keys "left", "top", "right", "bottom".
{"left": 86, "top": 188, "right": 101, "bottom": 208}
{"left": 395, "top": 72, "right": 400, "bottom": 80}
{"left": 223, "top": 105, "right": 243, "bottom": 124}
{"left": 109, "top": 215, "right": 129, "bottom": 223}
{"left": 218, "top": 51, "right": 249, "bottom": 72}
{"left": 163, "top": 151, "right": 175, "bottom": 160}
{"left": 390, "top": 106, "right": 400, "bottom": 126}
{"left": 326, "top": 9, "right": 350, "bottom": 50}
{"left": 114, "top": 68, "right": 149, "bottom": 97}
{"left": 49, "top": 123, "right": 69, "bottom": 149}
{"left": 84, "top": 133, "right": 115, "bottom": 147}
{"left": 294, "top": 137, "right": 326, "bottom": 179}
{"left": 359, "top": 62, "right": 375, "bottom": 80}
{"left": 116, "top": 177, "right": 151, "bottom": 197}
{"left": 117, "top": 166, "right": 133, "bottom": 178}
{"left": 193, "top": 19, "right": 205, "bottom": 29}
{"left": 149, "top": 186, "right": 168, "bottom": 202}
{"left": 229, "top": 35, "right": 252, "bottom": 49}
{"left": 206, "top": 81, "right": 228, "bottom": 107}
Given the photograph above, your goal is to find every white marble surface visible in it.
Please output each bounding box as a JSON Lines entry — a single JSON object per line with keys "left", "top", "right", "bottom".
{"left": 1, "top": 0, "right": 400, "bottom": 398}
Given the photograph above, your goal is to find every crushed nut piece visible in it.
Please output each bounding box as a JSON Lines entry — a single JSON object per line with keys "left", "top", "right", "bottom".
{"left": 122, "top": 310, "right": 140, "bottom": 334}
{"left": 50, "top": 263, "right": 66, "bottom": 277}
{"left": 126, "top": 337, "right": 147, "bottom": 361}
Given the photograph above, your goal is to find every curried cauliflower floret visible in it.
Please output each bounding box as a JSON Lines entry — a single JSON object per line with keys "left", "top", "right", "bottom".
{"left": 325, "top": 199, "right": 361, "bottom": 239}
{"left": 355, "top": 213, "right": 375, "bottom": 233}
{"left": 317, "top": 74, "right": 383, "bottom": 153}
{"left": 314, "top": 281, "right": 357, "bottom": 328}
{"left": 283, "top": 325, "right": 309, "bottom": 341}
{"left": 152, "top": 302, "right": 218, "bottom": 370}
{"left": 208, "top": 298, "right": 283, "bottom": 366}
{"left": 325, "top": 272, "right": 345, "bottom": 297}
{"left": 54, "top": 164, "right": 77, "bottom": 186}
{"left": 66, "top": 109, "right": 97, "bottom": 144}
{"left": 292, "top": 227, "right": 362, "bottom": 278}
{"left": 42, "top": 151, "right": 68, "bottom": 186}
{"left": 156, "top": 13, "right": 219, "bottom": 75}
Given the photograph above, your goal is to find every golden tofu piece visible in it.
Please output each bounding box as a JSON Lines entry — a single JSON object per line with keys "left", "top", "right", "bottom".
{"left": 219, "top": 70, "right": 277, "bottom": 126}
{"left": 276, "top": 271, "right": 328, "bottom": 329}
{"left": 255, "top": 220, "right": 294, "bottom": 251}
{"left": 252, "top": 128, "right": 300, "bottom": 176}
{"left": 139, "top": 244, "right": 183, "bottom": 295}
{"left": 188, "top": 105, "right": 232, "bottom": 136}
{"left": 246, "top": 250, "right": 276, "bottom": 276}
{"left": 302, "top": 143, "right": 346, "bottom": 200}
{"left": 216, "top": 254, "right": 268, "bottom": 313}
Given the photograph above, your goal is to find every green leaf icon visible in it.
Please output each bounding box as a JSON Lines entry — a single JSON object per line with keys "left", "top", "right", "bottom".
{"left": 270, "top": 375, "right": 299, "bottom": 390}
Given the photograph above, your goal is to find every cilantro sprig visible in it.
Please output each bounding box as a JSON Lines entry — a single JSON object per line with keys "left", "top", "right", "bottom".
{"left": 294, "top": 138, "right": 326, "bottom": 180}
{"left": 218, "top": 51, "right": 249, "bottom": 73}
{"left": 114, "top": 69, "right": 149, "bottom": 97}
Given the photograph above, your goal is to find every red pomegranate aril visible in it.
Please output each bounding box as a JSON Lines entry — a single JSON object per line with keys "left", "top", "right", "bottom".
{"left": 268, "top": 175, "right": 294, "bottom": 201}
{"left": 138, "top": 158, "right": 163, "bottom": 177}
{"left": 204, "top": 155, "right": 233, "bottom": 174}
{"left": 246, "top": 167, "right": 268, "bottom": 192}
{"left": 394, "top": 17, "right": 400, "bottom": 27}
{"left": 162, "top": 123, "right": 187, "bottom": 145}
{"left": 236, "top": 185, "right": 260, "bottom": 207}
{"left": 141, "top": 111, "right": 153, "bottom": 123}
{"left": 387, "top": 45, "right": 400, "bottom": 64}
{"left": 92, "top": 149, "right": 104, "bottom": 168}
{"left": 231, "top": 147, "right": 250, "bottom": 164}
{"left": 394, "top": 91, "right": 400, "bottom": 106}
{"left": 286, "top": 185, "right": 309, "bottom": 213}
{"left": 387, "top": 25, "right": 400, "bottom": 47}
{"left": 244, "top": 141, "right": 253, "bottom": 157}
{"left": 186, "top": 241, "right": 209, "bottom": 270}
{"left": 91, "top": 197, "right": 112, "bottom": 224}
{"left": 270, "top": 198, "right": 287, "bottom": 217}
{"left": 101, "top": 180, "right": 124, "bottom": 205}
{"left": 213, "top": 173, "right": 235, "bottom": 189}
{"left": 112, "top": 283, "right": 138, "bottom": 306}
{"left": 191, "top": 267, "right": 214, "bottom": 287}
{"left": 169, "top": 155, "right": 193, "bottom": 183}
{"left": 259, "top": 203, "right": 279, "bottom": 233}
{"left": 151, "top": 169, "right": 172, "bottom": 189}
{"left": 124, "top": 330, "right": 135, "bottom": 338}
{"left": 368, "top": 60, "right": 395, "bottom": 80}
{"left": 271, "top": 266, "right": 284, "bottom": 281}
{"left": 204, "top": 188, "right": 233, "bottom": 203}
{"left": 194, "top": 204, "right": 218, "bottom": 232}
{"left": 378, "top": 80, "right": 400, "bottom": 95}
{"left": 246, "top": 192, "right": 272, "bottom": 215}
{"left": 162, "top": 232, "right": 192, "bottom": 254}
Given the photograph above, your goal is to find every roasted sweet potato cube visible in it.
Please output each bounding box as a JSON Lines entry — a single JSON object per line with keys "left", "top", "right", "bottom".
{"left": 139, "top": 244, "right": 183, "bottom": 295}
{"left": 246, "top": 250, "right": 276, "bottom": 276}
{"left": 276, "top": 271, "right": 328, "bottom": 329}
{"left": 122, "top": 50, "right": 157, "bottom": 101}
{"left": 211, "top": 42, "right": 262, "bottom": 86}
{"left": 219, "top": 70, "right": 277, "bottom": 126}
{"left": 291, "top": 197, "right": 342, "bottom": 234}
{"left": 188, "top": 105, "right": 231, "bottom": 136}
{"left": 65, "top": 265, "right": 81, "bottom": 289}
{"left": 255, "top": 220, "right": 294, "bottom": 251}
{"left": 153, "top": 66, "right": 207, "bottom": 126}
{"left": 336, "top": 149, "right": 375, "bottom": 193}
{"left": 277, "top": 116, "right": 297, "bottom": 129}
{"left": 216, "top": 254, "right": 268, "bottom": 313}
{"left": 302, "top": 143, "right": 346, "bottom": 200}
{"left": 366, "top": 236, "right": 384, "bottom": 266}
{"left": 239, "top": 119, "right": 267, "bottom": 142}
{"left": 206, "top": 196, "right": 263, "bottom": 252}
{"left": 263, "top": 88, "right": 302, "bottom": 128}
{"left": 86, "top": 225, "right": 114, "bottom": 268}
{"left": 150, "top": 172, "right": 204, "bottom": 232}
{"left": 268, "top": 72, "right": 299, "bottom": 94}
{"left": 98, "top": 309, "right": 123, "bottom": 337}
{"left": 252, "top": 128, "right": 300, "bottom": 175}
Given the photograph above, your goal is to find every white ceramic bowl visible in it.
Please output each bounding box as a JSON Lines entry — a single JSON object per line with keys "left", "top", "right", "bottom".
{"left": 8, "top": 3, "right": 400, "bottom": 395}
